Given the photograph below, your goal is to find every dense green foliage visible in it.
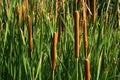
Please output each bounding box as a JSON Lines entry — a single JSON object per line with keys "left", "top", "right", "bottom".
{"left": 0, "top": 0, "right": 120, "bottom": 80}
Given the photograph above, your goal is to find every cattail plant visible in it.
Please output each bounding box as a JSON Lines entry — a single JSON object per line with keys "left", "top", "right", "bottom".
{"left": 22, "top": 5, "right": 26, "bottom": 34}
{"left": 15, "top": 3, "right": 21, "bottom": 28}
{"left": 27, "top": 15, "right": 33, "bottom": 53}
{"left": 90, "top": 0, "right": 96, "bottom": 23}
{"left": 81, "top": 0, "right": 88, "bottom": 57}
{"left": 74, "top": 0, "right": 78, "bottom": 4}
{"left": 52, "top": 32, "right": 58, "bottom": 80}
{"left": 117, "top": 0, "right": 120, "bottom": 28}
{"left": 74, "top": 0, "right": 78, "bottom": 10}
{"left": 84, "top": 59, "right": 90, "bottom": 80}
{"left": 86, "top": 0, "right": 91, "bottom": 17}
{"left": 74, "top": 10, "right": 79, "bottom": 58}
{"left": 22, "top": 5, "right": 26, "bottom": 21}
{"left": 55, "top": 0, "right": 58, "bottom": 21}
{"left": 58, "top": 12, "right": 65, "bottom": 41}
{"left": 26, "top": 0, "right": 28, "bottom": 10}
{"left": 0, "top": 1, "right": 2, "bottom": 9}
{"left": 74, "top": 10, "right": 79, "bottom": 80}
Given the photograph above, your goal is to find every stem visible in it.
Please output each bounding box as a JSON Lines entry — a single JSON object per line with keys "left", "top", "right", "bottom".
{"left": 76, "top": 58, "right": 79, "bottom": 80}
{"left": 52, "top": 70, "right": 54, "bottom": 80}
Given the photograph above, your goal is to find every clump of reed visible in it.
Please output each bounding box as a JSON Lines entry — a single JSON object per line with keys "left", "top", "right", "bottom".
{"left": 51, "top": 31, "right": 58, "bottom": 80}
{"left": 74, "top": 10, "right": 79, "bottom": 80}
{"left": 27, "top": 15, "right": 33, "bottom": 53}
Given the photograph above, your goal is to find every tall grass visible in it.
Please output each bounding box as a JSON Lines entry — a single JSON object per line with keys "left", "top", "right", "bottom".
{"left": 0, "top": 0, "right": 119, "bottom": 80}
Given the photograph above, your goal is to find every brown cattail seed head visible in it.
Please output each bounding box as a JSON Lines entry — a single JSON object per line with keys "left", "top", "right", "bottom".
{"left": 15, "top": 3, "right": 21, "bottom": 28}
{"left": 85, "top": 59, "right": 90, "bottom": 80}
{"left": 22, "top": 5, "right": 26, "bottom": 20}
{"left": 74, "top": 0, "right": 78, "bottom": 4}
{"left": 74, "top": 10, "right": 79, "bottom": 58}
{"left": 27, "top": 15, "right": 33, "bottom": 53}
{"left": 52, "top": 32, "right": 58, "bottom": 71}
{"left": 89, "top": 0, "right": 96, "bottom": 23}
{"left": 81, "top": 0, "right": 88, "bottom": 57}
{"left": 26, "top": 0, "right": 29, "bottom": 10}
{"left": 55, "top": 0, "right": 58, "bottom": 21}
{"left": 58, "top": 12, "right": 65, "bottom": 41}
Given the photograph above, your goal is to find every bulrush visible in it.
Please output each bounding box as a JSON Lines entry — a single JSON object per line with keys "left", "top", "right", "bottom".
{"left": 52, "top": 32, "right": 58, "bottom": 71}
{"left": 81, "top": 0, "right": 88, "bottom": 57}
{"left": 15, "top": 3, "right": 21, "bottom": 28}
{"left": 26, "top": 0, "right": 28, "bottom": 10}
{"left": 55, "top": 0, "right": 58, "bottom": 21}
{"left": 86, "top": 0, "right": 91, "bottom": 17}
{"left": 58, "top": 12, "right": 65, "bottom": 41}
{"left": 22, "top": 5, "right": 26, "bottom": 21}
{"left": 90, "top": 0, "right": 96, "bottom": 23}
{"left": 74, "top": 10, "right": 79, "bottom": 58}
{"left": 74, "top": 0, "right": 78, "bottom": 4}
{"left": 27, "top": 15, "right": 33, "bottom": 53}
{"left": 85, "top": 59, "right": 90, "bottom": 80}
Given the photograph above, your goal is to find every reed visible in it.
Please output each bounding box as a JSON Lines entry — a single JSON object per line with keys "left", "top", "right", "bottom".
{"left": 22, "top": 5, "right": 26, "bottom": 21}
{"left": 74, "top": 10, "right": 79, "bottom": 80}
{"left": 52, "top": 32, "right": 58, "bottom": 71}
{"left": 86, "top": 0, "right": 91, "bottom": 17}
{"left": 74, "top": 10, "right": 79, "bottom": 58}
{"left": 90, "top": 0, "right": 96, "bottom": 23}
{"left": 27, "top": 15, "right": 33, "bottom": 53}
{"left": 81, "top": 0, "right": 88, "bottom": 57}
{"left": 52, "top": 31, "right": 58, "bottom": 80}
{"left": 84, "top": 59, "right": 90, "bottom": 80}
{"left": 16, "top": 3, "right": 21, "bottom": 28}
{"left": 58, "top": 12, "right": 65, "bottom": 41}
{"left": 55, "top": 0, "right": 58, "bottom": 21}
{"left": 26, "top": 0, "right": 28, "bottom": 10}
{"left": 74, "top": 0, "right": 78, "bottom": 4}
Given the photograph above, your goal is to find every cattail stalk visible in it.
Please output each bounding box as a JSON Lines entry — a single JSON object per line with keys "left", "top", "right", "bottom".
{"left": 52, "top": 32, "right": 58, "bottom": 80}
{"left": 85, "top": 59, "right": 90, "bottom": 80}
{"left": 27, "top": 15, "right": 33, "bottom": 53}
{"left": 16, "top": 3, "right": 21, "bottom": 28}
{"left": 74, "top": 0, "right": 78, "bottom": 4}
{"left": 22, "top": 5, "right": 26, "bottom": 21}
{"left": 26, "top": 0, "right": 28, "bottom": 10}
{"left": 118, "top": 0, "right": 120, "bottom": 28}
{"left": 74, "top": 10, "right": 79, "bottom": 58}
{"left": 87, "top": 0, "right": 91, "bottom": 17}
{"left": 58, "top": 12, "right": 65, "bottom": 41}
{"left": 74, "top": 10, "right": 79, "bottom": 80}
{"left": 90, "top": 0, "right": 96, "bottom": 23}
{"left": 52, "top": 32, "right": 58, "bottom": 71}
{"left": 81, "top": 0, "right": 88, "bottom": 57}
{"left": 55, "top": 0, "right": 58, "bottom": 21}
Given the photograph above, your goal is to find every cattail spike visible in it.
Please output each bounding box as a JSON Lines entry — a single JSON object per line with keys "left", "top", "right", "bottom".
{"left": 74, "top": 10, "right": 79, "bottom": 58}
{"left": 75, "top": 0, "right": 78, "bottom": 4}
{"left": 22, "top": 5, "right": 26, "bottom": 21}
{"left": 26, "top": 0, "right": 28, "bottom": 10}
{"left": 27, "top": 15, "right": 33, "bottom": 53}
{"left": 85, "top": 59, "right": 90, "bottom": 80}
{"left": 52, "top": 32, "right": 58, "bottom": 71}
{"left": 81, "top": 0, "right": 88, "bottom": 57}
{"left": 90, "top": 0, "right": 96, "bottom": 23}
{"left": 55, "top": 0, "right": 58, "bottom": 21}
